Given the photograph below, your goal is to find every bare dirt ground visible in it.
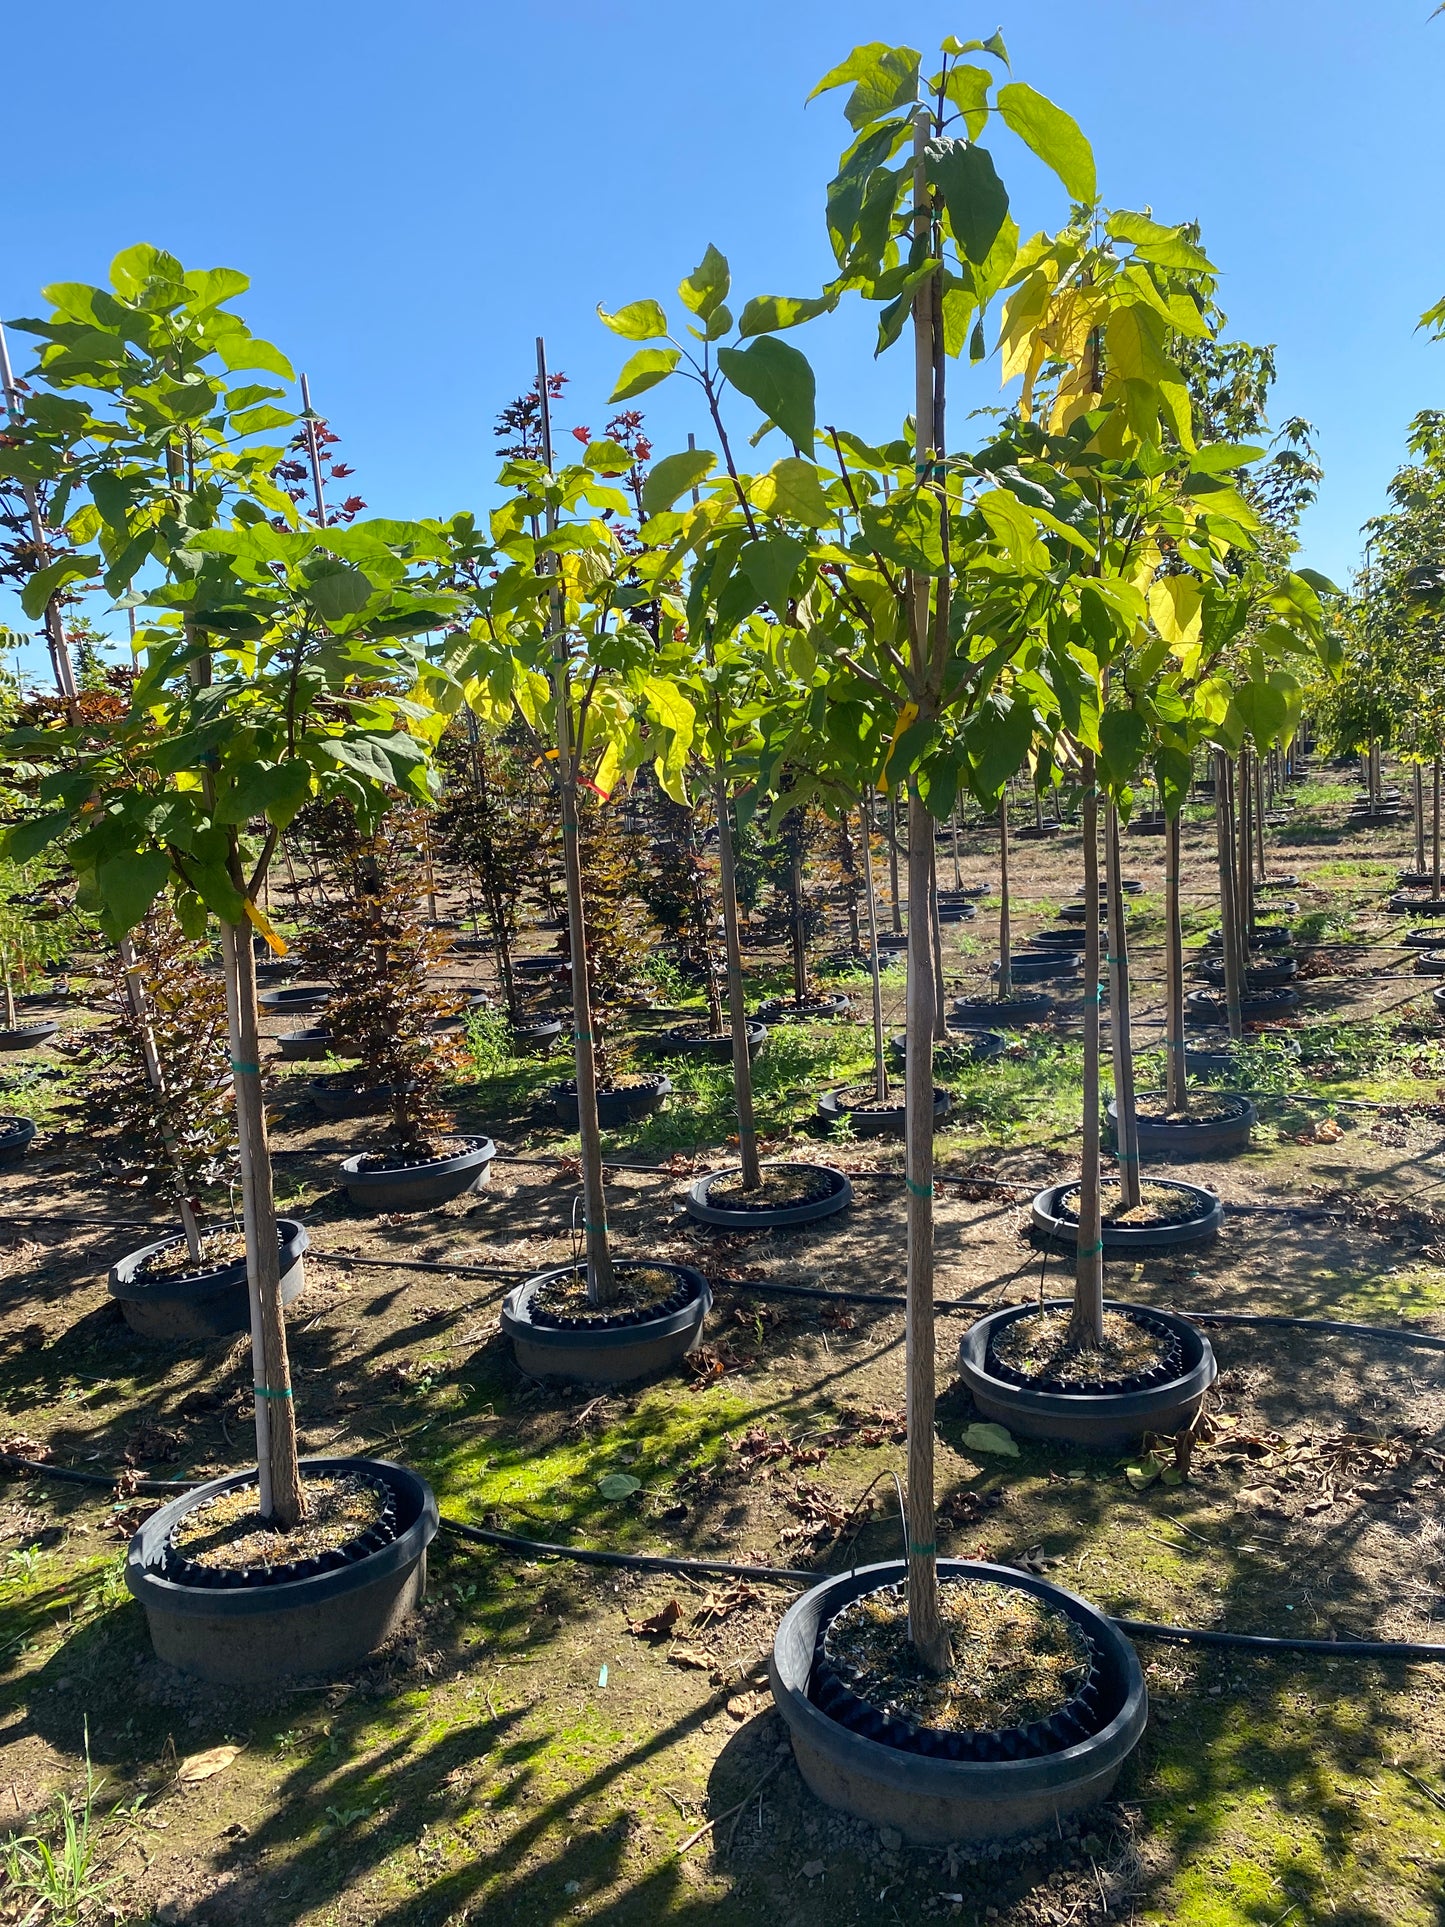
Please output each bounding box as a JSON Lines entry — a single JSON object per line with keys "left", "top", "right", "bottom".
{"left": 4, "top": 762, "right": 1445, "bottom": 1926}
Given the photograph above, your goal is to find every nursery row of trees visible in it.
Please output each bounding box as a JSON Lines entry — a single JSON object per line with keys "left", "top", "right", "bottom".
{"left": 0, "top": 37, "right": 1340, "bottom": 1661}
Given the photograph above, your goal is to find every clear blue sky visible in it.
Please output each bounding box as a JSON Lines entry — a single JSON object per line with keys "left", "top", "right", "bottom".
{"left": 4, "top": 0, "right": 1443, "bottom": 667}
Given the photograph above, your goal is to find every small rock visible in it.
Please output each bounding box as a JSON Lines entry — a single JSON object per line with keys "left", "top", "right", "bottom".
{"left": 879, "top": 1826, "right": 903, "bottom": 1851}
{"left": 801, "top": 1859, "right": 825, "bottom": 1880}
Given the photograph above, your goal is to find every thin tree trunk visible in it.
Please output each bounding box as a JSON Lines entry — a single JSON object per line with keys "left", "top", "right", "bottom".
{"left": 2, "top": 965, "right": 12, "bottom": 1033}
{"left": 928, "top": 840, "right": 948, "bottom": 1041}
{"left": 1216, "top": 750, "right": 1244, "bottom": 1041}
{"left": 840, "top": 812, "right": 862, "bottom": 957}
{"left": 862, "top": 801, "right": 888, "bottom": 1104}
{"left": 1164, "top": 808, "right": 1188, "bottom": 1113}
{"left": 0, "top": 322, "right": 79, "bottom": 721}
{"left": 1238, "top": 744, "right": 1254, "bottom": 938}
{"left": 902, "top": 106, "right": 948, "bottom": 1681}
{"left": 714, "top": 757, "right": 762, "bottom": 1189}
{"left": 1416, "top": 764, "right": 1427, "bottom": 877}
{"left": 1072, "top": 754, "right": 1104, "bottom": 1347}
{"left": 119, "top": 935, "right": 203, "bottom": 1262}
{"left": 887, "top": 792, "right": 903, "bottom": 933}
{"left": 538, "top": 336, "right": 613, "bottom": 1303}
{"left": 788, "top": 823, "right": 808, "bottom": 1004}
{"left": 220, "top": 921, "right": 303, "bottom": 1526}
{"left": 996, "top": 798, "right": 1012, "bottom": 999}
{"left": 1106, "top": 800, "right": 1140, "bottom": 1209}
{"left": 950, "top": 805, "right": 962, "bottom": 891}
{"left": 1254, "top": 752, "right": 1267, "bottom": 883}
{"left": 1435, "top": 757, "right": 1442, "bottom": 900}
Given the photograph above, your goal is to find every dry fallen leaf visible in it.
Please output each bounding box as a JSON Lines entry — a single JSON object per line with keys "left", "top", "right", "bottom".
{"left": 667, "top": 1643, "right": 714, "bottom": 1671}
{"left": 626, "top": 1598, "right": 683, "bottom": 1641}
{"left": 177, "top": 1744, "right": 242, "bottom": 1783}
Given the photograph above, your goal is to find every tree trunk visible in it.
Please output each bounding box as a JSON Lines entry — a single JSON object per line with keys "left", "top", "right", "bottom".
{"left": 887, "top": 791, "right": 903, "bottom": 933}
{"left": 1215, "top": 750, "right": 1244, "bottom": 1041}
{"left": 789, "top": 824, "right": 808, "bottom": 1005}
{"left": 901, "top": 105, "right": 949, "bottom": 1682}
{"left": 1238, "top": 744, "right": 1254, "bottom": 939}
{"left": 715, "top": 759, "right": 762, "bottom": 1190}
{"left": 928, "top": 840, "right": 948, "bottom": 1041}
{"left": 1105, "top": 800, "right": 1140, "bottom": 1209}
{"left": 950, "top": 805, "right": 962, "bottom": 891}
{"left": 862, "top": 801, "right": 888, "bottom": 1104}
{"left": 220, "top": 922, "right": 304, "bottom": 1526}
{"left": 1164, "top": 807, "right": 1188, "bottom": 1114}
{"left": 1254, "top": 751, "right": 1267, "bottom": 883}
{"left": 539, "top": 333, "right": 613, "bottom": 1304}
{"left": 1416, "top": 764, "right": 1427, "bottom": 878}
{"left": 1435, "top": 757, "right": 1442, "bottom": 900}
{"left": 1071, "top": 754, "right": 1104, "bottom": 1347}
{"left": 996, "top": 798, "right": 1013, "bottom": 999}
{"left": 840, "top": 811, "right": 862, "bottom": 957}
{"left": 119, "top": 934, "right": 203, "bottom": 1262}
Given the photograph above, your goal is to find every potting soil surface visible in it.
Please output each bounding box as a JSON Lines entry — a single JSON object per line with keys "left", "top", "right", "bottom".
{"left": 170, "top": 1473, "right": 386, "bottom": 1572}
{"left": 825, "top": 1577, "right": 1090, "bottom": 1735}
{"left": 991, "top": 1306, "right": 1172, "bottom": 1387}
{"left": 532, "top": 1264, "right": 684, "bottom": 1321}
{"left": 704, "top": 1166, "right": 837, "bottom": 1210}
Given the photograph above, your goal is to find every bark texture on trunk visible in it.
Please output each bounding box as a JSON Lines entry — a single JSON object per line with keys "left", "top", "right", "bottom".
{"left": 1105, "top": 801, "right": 1140, "bottom": 1210}
{"left": 1215, "top": 750, "right": 1244, "bottom": 1041}
{"left": 715, "top": 763, "right": 761, "bottom": 1190}
{"left": 1071, "top": 756, "right": 1104, "bottom": 1347}
{"left": 1164, "top": 808, "right": 1188, "bottom": 1114}
{"left": 996, "top": 799, "right": 1012, "bottom": 999}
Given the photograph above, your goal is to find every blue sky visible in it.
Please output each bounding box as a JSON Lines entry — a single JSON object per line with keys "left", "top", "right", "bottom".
{"left": 4, "top": 0, "right": 1443, "bottom": 669}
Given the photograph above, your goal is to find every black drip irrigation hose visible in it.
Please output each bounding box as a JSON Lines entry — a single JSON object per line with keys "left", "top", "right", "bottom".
{"left": 3, "top": 1451, "right": 1443, "bottom": 1660}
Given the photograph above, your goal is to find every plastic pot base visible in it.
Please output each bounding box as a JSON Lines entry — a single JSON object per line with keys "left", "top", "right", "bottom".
{"left": 685, "top": 1162, "right": 852, "bottom": 1229}
{"left": 770, "top": 1559, "right": 1147, "bottom": 1843}
{"left": 1030, "top": 1180, "right": 1223, "bottom": 1252}
{"left": 109, "top": 1220, "right": 310, "bottom": 1342}
{"left": 501, "top": 1263, "right": 711, "bottom": 1382}
{"left": 957, "top": 1300, "right": 1217, "bottom": 1450}
{"left": 125, "top": 1457, "right": 438, "bottom": 1683}
{"left": 340, "top": 1137, "right": 495, "bottom": 1211}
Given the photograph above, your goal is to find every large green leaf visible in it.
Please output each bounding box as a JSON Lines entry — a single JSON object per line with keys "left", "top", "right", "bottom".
{"left": 930, "top": 139, "right": 1010, "bottom": 264}
{"left": 6, "top": 812, "right": 69, "bottom": 864}
{"left": 608, "top": 347, "right": 681, "bottom": 402}
{"left": 304, "top": 559, "right": 374, "bottom": 623}
{"left": 1106, "top": 210, "right": 1212, "bottom": 273}
{"left": 94, "top": 850, "right": 171, "bottom": 938}
{"left": 20, "top": 555, "right": 99, "bottom": 619}
{"left": 717, "top": 337, "right": 816, "bottom": 449}
{"left": 640, "top": 448, "right": 716, "bottom": 518}
{"left": 1099, "top": 707, "right": 1150, "bottom": 788}
{"left": 210, "top": 331, "right": 294, "bottom": 379}
{"left": 809, "top": 42, "right": 921, "bottom": 128}
{"left": 752, "top": 457, "right": 832, "bottom": 527}
{"left": 596, "top": 299, "right": 668, "bottom": 340}
{"left": 996, "top": 82, "right": 1096, "bottom": 203}
{"left": 678, "top": 247, "right": 730, "bottom": 321}
{"left": 738, "top": 293, "right": 839, "bottom": 337}
{"left": 862, "top": 493, "right": 944, "bottom": 572}
{"left": 968, "top": 693, "right": 1034, "bottom": 802}
{"left": 737, "top": 533, "right": 806, "bottom": 609}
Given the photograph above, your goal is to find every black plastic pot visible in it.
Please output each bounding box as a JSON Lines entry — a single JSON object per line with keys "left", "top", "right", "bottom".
{"left": 1203, "top": 926, "right": 1294, "bottom": 950}
{"left": 938, "top": 883, "right": 991, "bottom": 900}
{"left": 258, "top": 985, "right": 330, "bottom": 1016}
{"left": 309, "top": 1075, "right": 391, "bottom": 1119}
{"left": 770, "top": 1559, "right": 1147, "bottom": 1843}
{"left": 1257, "top": 875, "right": 1301, "bottom": 891}
{"left": 552, "top": 1075, "right": 671, "bottom": 1129}
{"left": 0, "top": 1115, "right": 36, "bottom": 1164}
{"left": 276, "top": 1026, "right": 339, "bottom": 1063}
{"left": 1414, "top": 950, "right": 1445, "bottom": 976}
{"left": 685, "top": 1162, "right": 852, "bottom": 1229}
{"left": 888, "top": 1027, "right": 1007, "bottom": 1067}
{"left": 1185, "top": 986, "right": 1300, "bottom": 1024}
{"left": 995, "top": 952, "right": 1081, "bottom": 984}
{"left": 1392, "top": 893, "right": 1445, "bottom": 918}
{"left": 1126, "top": 812, "right": 1167, "bottom": 836}
{"left": 1028, "top": 928, "right": 1093, "bottom": 948}
{"left": 513, "top": 955, "right": 565, "bottom": 977}
{"left": 1181, "top": 1029, "right": 1300, "bottom": 1076}
{"left": 125, "top": 1457, "right": 437, "bottom": 1683}
{"left": 952, "top": 992, "right": 1052, "bottom": 1027}
{"left": 1058, "top": 903, "right": 1109, "bottom": 925}
{"left": 652, "top": 1022, "right": 768, "bottom": 1063}
{"left": 109, "top": 1219, "right": 309, "bottom": 1342}
{"left": 757, "top": 994, "right": 853, "bottom": 1023}
{"left": 501, "top": 1262, "right": 711, "bottom": 1382}
{"left": 1434, "top": 984, "right": 1445, "bottom": 1021}
{"left": 936, "top": 902, "right": 978, "bottom": 924}
{"left": 510, "top": 1016, "right": 564, "bottom": 1054}
{"left": 957, "top": 1301, "right": 1217, "bottom": 1449}
{"left": 1196, "top": 954, "right": 1297, "bottom": 988}
{"left": 1030, "top": 1179, "right": 1223, "bottom": 1251}
{"left": 816, "top": 1085, "right": 951, "bottom": 1138}
{"left": 339, "top": 1136, "right": 495, "bottom": 1211}
{"left": 0, "top": 1021, "right": 59, "bottom": 1051}
{"left": 1013, "top": 822, "right": 1061, "bottom": 841}
{"left": 254, "top": 958, "right": 296, "bottom": 984}
{"left": 876, "top": 932, "right": 909, "bottom": 952}
{"left": 1109, "top": 1094, "right": 1255, "bottom": 1159}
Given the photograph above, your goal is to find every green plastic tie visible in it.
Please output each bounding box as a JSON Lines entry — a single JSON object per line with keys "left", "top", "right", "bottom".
{"left": 1078, "top": 1240, "right": 1104, "bottom": 1256}
{"left": 254, "top": 1385, "right": 293, "bottom": 1400}
{"left": 906, "top": 1176, "right": 934, "bottom": 1200}
{"left": 229, "top": 1060, "right": 261, "bottom": 1075}
{"left": 1114, "top": 1147, "right": 1140, "bottom": 1161}
{"left": 908, "top": 1540, "right": 937, "bottom": 1557}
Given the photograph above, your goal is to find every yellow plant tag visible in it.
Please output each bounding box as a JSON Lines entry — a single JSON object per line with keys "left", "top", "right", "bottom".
{"left": 244, "top": 899, "right": 288, "bottom": 957}
{"left": 877, "top": 702, "right": 919, "bottom": 791}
